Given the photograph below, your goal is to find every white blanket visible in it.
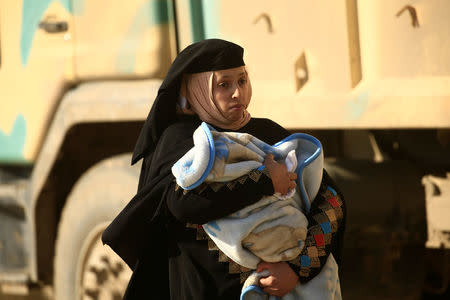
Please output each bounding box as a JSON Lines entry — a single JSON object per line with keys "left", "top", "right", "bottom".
{"left": 172, "top": 122, "right": 341, "bottom": 299}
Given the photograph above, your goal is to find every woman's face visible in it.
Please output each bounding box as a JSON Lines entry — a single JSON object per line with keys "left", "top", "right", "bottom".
{"left": 213, "top": 66, "right": 251, "bottom": 122}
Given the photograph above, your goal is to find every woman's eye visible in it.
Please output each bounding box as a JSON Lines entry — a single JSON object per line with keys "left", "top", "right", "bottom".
{"left": 238, "top": 78, "right": 247, "bottom": 86}
{"left": 218, "top": 82, "right": 229, "bottom": 88}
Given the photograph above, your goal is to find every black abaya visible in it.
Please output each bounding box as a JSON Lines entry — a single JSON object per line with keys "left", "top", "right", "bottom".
{"left": 103, "top": 115, "right": 346, "bottom": 299}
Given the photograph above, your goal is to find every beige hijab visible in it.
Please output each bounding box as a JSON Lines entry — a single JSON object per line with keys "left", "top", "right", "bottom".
{"left": 178, "top": 71, "right": 251, "bottom": 130}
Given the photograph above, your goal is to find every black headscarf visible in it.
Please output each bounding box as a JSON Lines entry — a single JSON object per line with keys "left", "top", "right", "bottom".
{"left": 131, "top": 39, "right": 245, "bottom": 165}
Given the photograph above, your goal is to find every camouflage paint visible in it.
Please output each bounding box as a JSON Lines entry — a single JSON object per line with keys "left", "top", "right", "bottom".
{"left": 20, "top": 0, "right": 70, "bottom": 66}
{"left": 347, "top": 89, "right": 369, "bottom": 120}
{"left": 0, "top": 115, "right": 27, "bottom": 163}
{"left": 116, "top": 0, "right": 170, "bottom": 73}
{"left": 202, "top": 0, "right": 220, "bottom": 39}
{"left": 72, "top": 0, "right": 86, "bottom": 15}
{"left": 189, "top": 0, "right": 205, "bottom": 42}
{"left": 20, "top": 0, "right": 86, "bottom": 66}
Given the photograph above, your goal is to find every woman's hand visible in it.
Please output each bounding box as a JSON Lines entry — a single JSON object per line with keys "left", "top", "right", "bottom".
{"left": 264, "top": 154, "right": 297, "bottom": 195}
{"left": 257, "top": 261, "right": 299, "bottom": 297}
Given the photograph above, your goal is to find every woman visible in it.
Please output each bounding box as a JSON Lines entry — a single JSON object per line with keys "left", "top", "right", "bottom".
{"left": 102, "top": 39, "right": 345, "bottom": 299}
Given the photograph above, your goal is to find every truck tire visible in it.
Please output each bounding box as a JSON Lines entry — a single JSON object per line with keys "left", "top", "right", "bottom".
{"left": 53, "top": 154, "right": 140, "bottom": 300}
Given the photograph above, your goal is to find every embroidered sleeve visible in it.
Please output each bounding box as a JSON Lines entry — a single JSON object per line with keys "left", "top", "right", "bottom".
{"left": 288, "top": 174, "right": 346, "bottom": 283}
{"left": 193, "top": 169, "right": 272, "bottom": 194}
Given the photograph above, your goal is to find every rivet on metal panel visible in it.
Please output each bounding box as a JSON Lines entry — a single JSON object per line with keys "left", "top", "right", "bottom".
{"left": 294, "top": 52, "right": 309, "bottom": 92}
{"left": 253, "top": 13, "right": 274, "bottom": 34}
{"left": 396, "top": 5, "right": 420, "bottom": 28}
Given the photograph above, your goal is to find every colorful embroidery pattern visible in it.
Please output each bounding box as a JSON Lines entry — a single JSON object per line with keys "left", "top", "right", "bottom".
{"left": 290, "top": 183, "right": 344, "bottom": 281}
{"left": 183, "top": 173, "right": 344, "bottom": 284}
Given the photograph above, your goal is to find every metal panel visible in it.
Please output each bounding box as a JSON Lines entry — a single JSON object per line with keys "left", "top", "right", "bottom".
{"left": 72, "top": 0, "right": 175, "bottom": 78}
{"left": 192, "top": 0, "right": 450, "bottom": 129}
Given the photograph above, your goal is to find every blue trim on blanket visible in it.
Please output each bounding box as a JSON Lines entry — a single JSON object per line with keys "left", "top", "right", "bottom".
{"left": 183, "top": 122, "right": 216, "bottom": 190}
{"left": 180, "top": 127, "right": 322, "bottom": 215}
{"left": 203, "top": 224, "right": 217, "bottom": 237}
{"left": 240, "top": 285, "right": 266, "bottom": 300}
{"left": 274, "top": 133, "right": 322, "bottom": 213}
{"left": 208, "top": 220, "right": 221, "bottom": 231}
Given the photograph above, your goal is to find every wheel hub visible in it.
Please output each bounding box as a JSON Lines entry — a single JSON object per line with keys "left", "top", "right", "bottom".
{"left": 79, "top": 230, "right": 131, "bottom": 300}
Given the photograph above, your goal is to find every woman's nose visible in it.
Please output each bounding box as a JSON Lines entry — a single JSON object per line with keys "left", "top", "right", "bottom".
{"left": 231, "top": 84, "right": 241, "bottom": 99}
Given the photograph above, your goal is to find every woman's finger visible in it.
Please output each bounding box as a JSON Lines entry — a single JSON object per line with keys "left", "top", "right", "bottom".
{"left": 265, "top": 153, "right": 274, "bottom": 161}
{"left": 288, "top": 172, "right": 297, "bottom": 180}
{"left": 257, "top": 261, "right": 270, "bottom": 272}
{"left": 259, "top": 275, "right": 277, "bottom": 287}
{"left": 264, "top": 154, "right": 275, "bottom": 167}
{"left": 289, "top": 180, "right": 297, "bottom": 190}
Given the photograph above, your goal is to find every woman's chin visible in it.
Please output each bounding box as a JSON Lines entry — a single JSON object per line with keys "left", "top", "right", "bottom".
{"left": 227, "top": 112, "right": 244, "bottom": 122}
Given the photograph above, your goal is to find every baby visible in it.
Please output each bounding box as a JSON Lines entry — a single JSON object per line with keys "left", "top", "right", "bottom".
{"left": 172, "top": 122, "right": 340, "bottom": 299}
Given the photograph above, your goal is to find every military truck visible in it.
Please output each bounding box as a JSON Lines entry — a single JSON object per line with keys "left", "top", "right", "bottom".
{"left": 0, "top": 0, "right": 449, "bottom": 299}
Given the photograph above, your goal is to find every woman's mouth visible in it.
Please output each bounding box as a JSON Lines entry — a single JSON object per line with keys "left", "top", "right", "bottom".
{"left": 230, "top": 104, "right": 243, "bottom": 111}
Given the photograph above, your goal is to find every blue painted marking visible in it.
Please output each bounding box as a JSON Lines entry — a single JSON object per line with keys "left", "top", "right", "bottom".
{"left": 327, "top": 186, "right": 337, "bottom": 196}
{"left": 320, "top": 222, "right": 332, "bottom": 234}
{"left": 348, "top": 90, "right": 369, "bottom": 120}
{"left": 0, "top": 115, "right": 27, "bottom": 162}
{"left": 116, "top": 0, "right": 170, "bottom": 73}
{"left": 300, "top": 255, "right": 311, "bottom": 267}
{"left": 21, "top": 0, "right": 52, "bottom": 65}
{"left": 72, "top": 0, "right": 86, "bottom": 15}
{"left": 189, "top": 0, "right": 205, "bottom": 42}
{"left": 21, "top": 0, "right": 75, "bottom": 66}
{"left": 202, "top": 0, "right": 220, "bottom": 38}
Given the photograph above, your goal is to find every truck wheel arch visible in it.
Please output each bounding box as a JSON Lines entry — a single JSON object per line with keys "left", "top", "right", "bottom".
{"left": 53, "top": 153, "right": 140, "bottom": 299}
{"left": 30, "top": 80, "right": 160, "bottom": 283}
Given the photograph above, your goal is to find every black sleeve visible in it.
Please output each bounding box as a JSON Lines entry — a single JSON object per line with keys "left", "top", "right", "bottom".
{"left": 262, "top": 119, "right": 291, "bottom": 143}
{"left": 164, "top": 117, "right": 296, "bottom": 224}
{"left": 166, "top": 170, "right": 275, "bottom": 224}
{"left": 287, "top": 170, "right": 346, "bottom": 283}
